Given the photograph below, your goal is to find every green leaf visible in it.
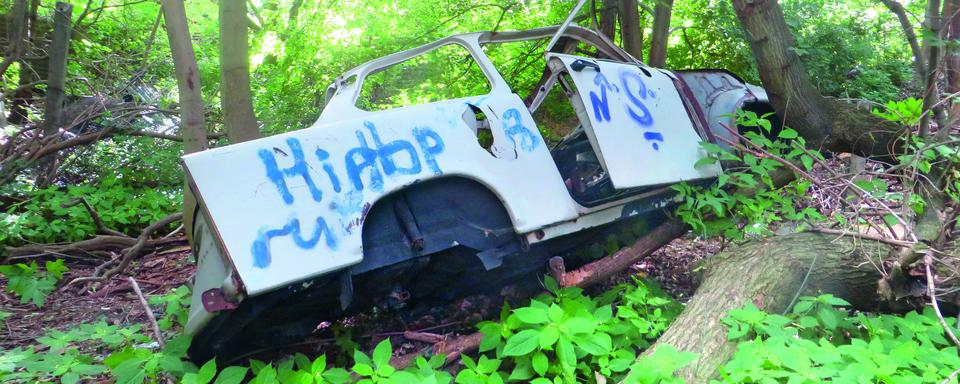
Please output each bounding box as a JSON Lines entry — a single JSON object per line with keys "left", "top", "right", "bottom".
{"left": 197, "top": 359, "right": 217, "bottom": 384}
{"left": 531, "top": 351, "right": 548, "bottom": 376}
{"left": 514, "top": 307, "right": 549, "bottom": 325}
{"left": 778, "top": 129, "right": 798, "bottom": 139}
{"left": 213, "top": 366, "right": 248, "bottom": 384}
{"left": 502, "top": 329, "right": 540, "bottom": 357}
{"left": 539, "top": 326, "right": 560, "bottom": 349}
{"left": 555, "top": 337, "right": 576, "bottom": 370}
{"left": 883, "top": 213, "right": 900, "bottom": 227}
{"left": 371, "top": 339, "right": 392, "bottom": 370}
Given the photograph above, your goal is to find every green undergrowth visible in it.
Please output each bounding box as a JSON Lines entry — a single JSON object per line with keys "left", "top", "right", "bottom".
{"left": 4, "top": 282, "right": 959, "bottom": 383}
{"left": 714, "top": 295, "right": 960, "bottom": 383}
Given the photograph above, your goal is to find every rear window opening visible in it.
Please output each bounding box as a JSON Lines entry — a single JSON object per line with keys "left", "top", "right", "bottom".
{"left": 356, "top": 43, "right": 491, "bottom": 111}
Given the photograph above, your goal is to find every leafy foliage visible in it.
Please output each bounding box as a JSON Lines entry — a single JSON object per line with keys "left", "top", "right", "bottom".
{"left": 0, "top": 176, "right": 179, "bottom": 246}
{"left": 714, "top": 295, "right": 960, "bottom": 383}
{"left": 0, "top": 259, "right": 68, "bottom": 307}
{"left": 673, "top": 110, "right": 825, "bottom": 239}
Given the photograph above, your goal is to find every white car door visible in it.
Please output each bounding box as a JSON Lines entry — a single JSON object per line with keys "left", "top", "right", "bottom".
{"left": 546, "top": 54, "right": 722, "bottom": 189}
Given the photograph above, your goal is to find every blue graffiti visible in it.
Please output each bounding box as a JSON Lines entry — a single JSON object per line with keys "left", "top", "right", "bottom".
{"left": 618, "top": 71, "right": 654, "bottom": 128}
{"left": 258, "top": 138, "right": 325, "bottom": 205}
{"left": 412, "top": 127, "right": 445, "bottom": 174}
{"left": 643, "top": 132, "right": 664, "bottom": 150}
{"left": 588, "top": 72, "right": 613, "bottom": 122}
{"left": 502, "top": 108, "right": 540, "bottom": 152}
{"left": 251, "top": 216, "right": 338, "bottom": 269}
{"left": 252, "top": 123, "right": 447, "bottom": 268}
{"left": 315, "top": 148, "right": 342, "bottom": 193}
{"left": 344, "top": 130, "right": 384, "bottom": 192}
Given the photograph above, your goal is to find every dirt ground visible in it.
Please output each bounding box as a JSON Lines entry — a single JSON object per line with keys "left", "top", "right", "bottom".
{"left": 0, "top": 232, "right": 714, "bottom": 360}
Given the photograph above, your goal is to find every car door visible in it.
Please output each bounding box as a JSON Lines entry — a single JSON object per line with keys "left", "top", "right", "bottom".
{"left": 545, "top": 53, "right": 722, "bottom": 189}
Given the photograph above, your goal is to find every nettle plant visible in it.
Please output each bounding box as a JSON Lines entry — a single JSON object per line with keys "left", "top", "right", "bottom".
{"left": 673, "top": 110, "right": 825, "bottom": 240}
{"left": 0, "top": 175, "right": 179, "bottom": 246}
{"left": 0, "top": 259, "right": 68, "bottom": 307}
{"left": 474, "top": 276, "right": 690, "bottom": 383}
{"left": 714, "top": 295, "right": 960, "bottom": 383}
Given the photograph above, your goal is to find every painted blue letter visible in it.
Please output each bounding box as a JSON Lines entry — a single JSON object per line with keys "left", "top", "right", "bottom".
{"left": 257, "top": 137, "right": 324, "bottom": 205}
{"left": 412, "top": 127, "right": 445, "bottom": 175}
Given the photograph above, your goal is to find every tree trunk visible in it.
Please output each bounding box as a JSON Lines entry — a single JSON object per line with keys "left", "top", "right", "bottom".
{"left": 644, "top": 233, "right": 890, "bottom": 383}
{"left": 647, "top": 0, "right": 673, "bottom": 67}
{"left": 943, "top": 0, "right": 960, "bottom": 129}
{"left": 219, "top": 0, "right": 260, "bottom": 144}
{"left": 731, "top": 0, "right": 901, "bottom": 157}
{"left": 881, "top": 0, "right": 925, "bottom": 81}
{"left": 162, "top": 0, "right": 207, "bottom": 154}
{"left": 618, "top": 0, "right": 643, "bottom": 61}
{"left": 36, "top": 2, "right": 72, "bottom": 187}
{"left": 0, "top": 0, "right": 28, "bottom": 78}
{"left": 7, "top": 0, "right": 38, "bottom": 125}
{"left": 599, "top": 0, "right": 618, "bottom": 39}
{"left": 161, "top": 0, "right": 207, "bottom": 237}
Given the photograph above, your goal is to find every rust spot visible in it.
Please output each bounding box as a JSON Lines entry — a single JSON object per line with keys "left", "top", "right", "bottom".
{"left": 360, "top": 202, "right": 373, "bottom": 220}
{"left": 535, "top": 230, "right": 545, "bottom": 240}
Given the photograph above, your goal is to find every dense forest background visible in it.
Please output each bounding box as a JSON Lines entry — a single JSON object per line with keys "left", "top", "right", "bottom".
{"left": 3, "top": 0, "right": 959, "bottom": 383}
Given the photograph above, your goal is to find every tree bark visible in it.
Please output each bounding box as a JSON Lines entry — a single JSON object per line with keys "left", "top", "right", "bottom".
{"left": 643, "top": 233, "right": 890, "bottom": 383}
{"left": 919, "top": 0, "right": 945, "bottom": 138}
{"left": 731, "top": 0, "right": 901, "bottom": 157}
{"left": 219, "top": 0, "right": 261, "bottom": 143}
{"left": 161, "top": 0, "right": 207, "bottom": 237}
{"left": 0, "top": 0, "right": 28, "bottom": 78}
{"left": 161, "top": 0, "right": 207, "bottom": 154}
{"left": 618, "top": 0, "right": 644, "bottom": 61}
{"left": 599, "top": 0, "right": 618, "bottom": 39}
{"left": 36, "top": 2, "right": 72, "bottom": 187}
{"left": 647, "top": 0, "right": 673, "bottom": 67}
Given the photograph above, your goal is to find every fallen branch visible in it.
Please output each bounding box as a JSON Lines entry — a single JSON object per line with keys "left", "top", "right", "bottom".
{"left": 129, "top": 276, "right": 165, "bottom": 348}
{"left": 64, "top": 213, "right": 182, "bottom": 288}
{"left": 63, "top": 197, "right": 127, "bottom": 237}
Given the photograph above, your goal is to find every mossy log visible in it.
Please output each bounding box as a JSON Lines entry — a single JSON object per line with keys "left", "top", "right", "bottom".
{"left": 644, "top": 232, "right": 892, "bottom": 383}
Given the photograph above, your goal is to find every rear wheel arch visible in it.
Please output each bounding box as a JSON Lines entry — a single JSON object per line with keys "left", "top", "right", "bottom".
{"left": 358, "top": 176, "right": 518, "bottom": 273}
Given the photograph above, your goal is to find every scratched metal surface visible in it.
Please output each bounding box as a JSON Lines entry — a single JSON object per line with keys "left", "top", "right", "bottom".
{"left": 549, "top": 54, "right": 723, "bottom": 189}
{"left": 182, "top": 92, "right": 578, "bottom": 295}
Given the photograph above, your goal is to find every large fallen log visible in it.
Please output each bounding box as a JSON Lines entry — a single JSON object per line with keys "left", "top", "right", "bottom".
{"left": 643, "top": 232, "right": 891, "bottom": 383}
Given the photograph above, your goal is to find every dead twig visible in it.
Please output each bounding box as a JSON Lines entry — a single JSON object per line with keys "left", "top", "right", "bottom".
{"left": 925, "top": 254, "right": 960, "bottom": 352}
{"left": 128, "top": 277, "right": 165, "bottom": 348}
{"left": 807, "top": 228, "right": 914, "bottom": 248}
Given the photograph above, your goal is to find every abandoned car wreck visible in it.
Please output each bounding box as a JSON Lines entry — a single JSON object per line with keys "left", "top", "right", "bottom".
{"left": 180, "top": 25, "right": 775, "bottom": 362}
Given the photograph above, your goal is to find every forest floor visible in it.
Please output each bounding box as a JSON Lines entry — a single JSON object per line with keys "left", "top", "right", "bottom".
{"left": 0, "top": 233, "right": 717, "bottom": 359}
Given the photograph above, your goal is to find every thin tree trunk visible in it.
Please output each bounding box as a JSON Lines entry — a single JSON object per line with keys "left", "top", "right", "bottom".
{"left": 36, "top": 2, "right": 72, "bottom": 187}
{"left": 219, "top": 0, "right": 260, "bottom": 143}
{"left": 731, "top": 0, "right": 901, "bottom": 157}
{"left": 618, "top": 0, "right": 643, "bottom": 61}
{"left": 881, "top": 0, "right": 926, "bottom": 81}
{"left": 161, "top": 0, "right": 207, "bottom": 154}
{"left": 919, "top": 0, "right": 945, "bottom": 138}
{"left": 7, "top": 0, "right": 38, "bottom": 125}
{"left": 599, "top": 0, "right": 618, "bottom": 39}
{"left": 647, "top": 0, "right": 673, "bottom": 67}
{"left": 0, "top": 0, "right": 28, "bottom": 78}
{"left": 943, "top": 0, "right": 960, "bottom": 132}
{"left": 642, "top": 233, "right": 889, "bottom": 383}
{"left": 161, "top": 0, "right": 207, "bottom": 234}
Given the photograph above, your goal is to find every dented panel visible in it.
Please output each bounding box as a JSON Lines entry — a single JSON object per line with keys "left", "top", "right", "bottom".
{"left": 549, "top": 54, "right": 723, "bottom": 189}
{"left": 183, "top": 92, "right": 578, "bottom": 295}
